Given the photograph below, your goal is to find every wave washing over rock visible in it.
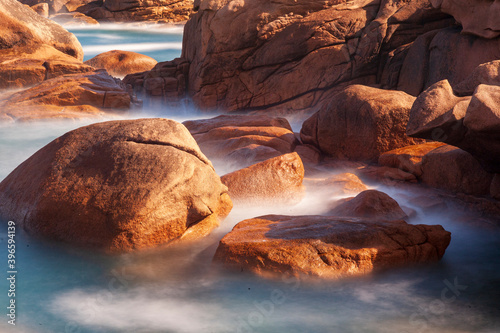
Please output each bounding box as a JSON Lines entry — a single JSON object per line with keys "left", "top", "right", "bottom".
{"left": 0, "top": 0, "right": 500, "bottom": 332}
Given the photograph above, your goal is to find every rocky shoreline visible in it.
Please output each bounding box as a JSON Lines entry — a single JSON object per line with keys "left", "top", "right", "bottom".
{"left": 1, "top": 0, "right": 499, "bottom": 281}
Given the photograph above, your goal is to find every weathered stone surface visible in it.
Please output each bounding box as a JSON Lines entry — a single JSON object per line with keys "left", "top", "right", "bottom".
{"left": 85, "top": 50, "right": 157, "bottom": 78}
{"left": 454, "top": 60, "right": 500, "bottom": 96}
{"left": 0, "top": 0, "right": 83, "bottom": 61}
{"left": 183, "top": 115, "right": 298, "bottom": 167}
{"left": 176, "top": 0, "right": 452, "bottom": 112}
{"left": 0, "top": 119, "right": 232, "bottom": 252}
{"left": 220, "top": 153, "right": 304, "bottom": 205}
{"left": 329, "top": 190, "right": 408, "bottom": 220}
{"left": 31, "top": 3, "right": 49, "bottom": 17}
{"left": 379, "top": 142, "right": 446, "bottom": 177}
{"left": 86, "top": 0, "right": 193, "bottom": 22}
{"left": 398, "top": 28, "right": 500, "bottom": 96}
{"left": 406, "top": 80, "right": 469, "bottom": 143}
{"left": 124, "top": 58, "right": 189, "bottom": 107}
{"left": 430, "top": 0, "right": 500, "bottom": 39}
{"left": 214, "top": 215, "right": 451, "bottom": 280}
{"left": 420, "top": 145, "right": 494, "bottom": 196}
{"left": 301, "top": 85, "right": 420, "bottom": 161}
{"left": 0, "top": 71, "right": 132, "bottom": 121}
{"left": 0, "top": 44, "right": 93, "bottom": 89}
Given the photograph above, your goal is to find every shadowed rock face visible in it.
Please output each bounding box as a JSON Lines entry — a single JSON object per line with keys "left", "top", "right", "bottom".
{"left": 431, "top": 0, "right": 500, "bottom": 38}
{"left": 0, "top": 119, "right": 232, "bottom": 252}
{"left": 214, "top": 215, "right": 451, "bottom": 280}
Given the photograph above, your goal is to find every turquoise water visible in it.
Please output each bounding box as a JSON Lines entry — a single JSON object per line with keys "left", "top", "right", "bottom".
{"left": 68, "top": 25, "right": 184, "bottom": 62}
{"left": 0, "top": 26, "right": 500, "bottom": 333}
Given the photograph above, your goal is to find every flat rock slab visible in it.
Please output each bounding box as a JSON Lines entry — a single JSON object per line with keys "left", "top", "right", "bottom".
{"left": 214, "top": 215, "right": 451, "bottom": 280}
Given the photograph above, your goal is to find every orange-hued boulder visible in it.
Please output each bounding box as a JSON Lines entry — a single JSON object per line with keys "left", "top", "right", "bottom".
{"left": 184, "top": 115, "right": 298, "bottom": 167}
{"left": 0, "top": 44, "right": 94, "bottom": 89}
{"left": 430, "top": 0, "right": 500, "bottom": 39}
{"left": 0, "top": 119, "right": 232, "bottom": 252}
{"left": 0, "top": 70, "right": 131, "bottom": 121}
{"left": 329, "top": 190, "right": 408, "bottom": 220}
{"left": 85, "top": 50, "right": 158, "bottom": 78}
{"left": 213, "top": 215, "right": 451, "bottom": 280}
{"left": 220, "top": 153, "right": 304, "bottom": 205}
{"left": 379, "top": 142, "right": 446, "bottom": 177}
{"left": 0, "top": 0, "right": 83, "bottom": 61}
{"left": 301, "top": 85, "right": 420, "bottom": 161}
{"left": 420, "top": 145, "right": 494, "bottom": 196}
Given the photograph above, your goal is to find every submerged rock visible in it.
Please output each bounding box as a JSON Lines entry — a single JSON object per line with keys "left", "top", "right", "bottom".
{"left": 85, "top": 50, "right": 158, "bottom": 78}
{"left": 0, "top": 119, "right": 232, "bottom": 252}
{"left": 329, "top": 190, "right": 408, "bottom": 220}
{"left": 214, "top": 215, "right": 451, "bottom": 280}
{"left": 221, "top": 153, "right": 304, "bottom": 205}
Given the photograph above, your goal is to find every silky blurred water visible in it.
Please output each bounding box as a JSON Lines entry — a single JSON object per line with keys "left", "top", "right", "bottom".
{"left": 68, "top": 24, "right": 184, "bottom": 62}
{"left": 0, "top": 26, "right": 500, "bottom": 333}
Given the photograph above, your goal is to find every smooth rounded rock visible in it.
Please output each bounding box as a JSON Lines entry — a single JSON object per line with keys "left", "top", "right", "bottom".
{"left": 0, "top": 119, "right": 232, "bottom": 252}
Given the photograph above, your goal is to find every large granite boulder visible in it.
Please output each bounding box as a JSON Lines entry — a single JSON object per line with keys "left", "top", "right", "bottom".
{"left": 329, "top": 190, "right": 408, "bottom": 220}
{"left": 300, "top": 85, "right": 420, "bottom": 161}
{"left": 0, "top": 119, "right": 232, "bottom": 251}
{"left": 214, "top": 215, "right": 451, "bottom": 280}
{"left": 85, "top": 50, "right": 158, "bottom": 78}
{"left": 220, "top": 153, "right": 304, "bottom": 205}
{"left": 420, "top": 145, "right": 494, "bottom": 196}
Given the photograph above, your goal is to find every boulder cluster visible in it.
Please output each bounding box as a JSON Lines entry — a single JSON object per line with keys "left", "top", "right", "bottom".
{"left": 1, "top": 0, "right": 499, "bottom": 280}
